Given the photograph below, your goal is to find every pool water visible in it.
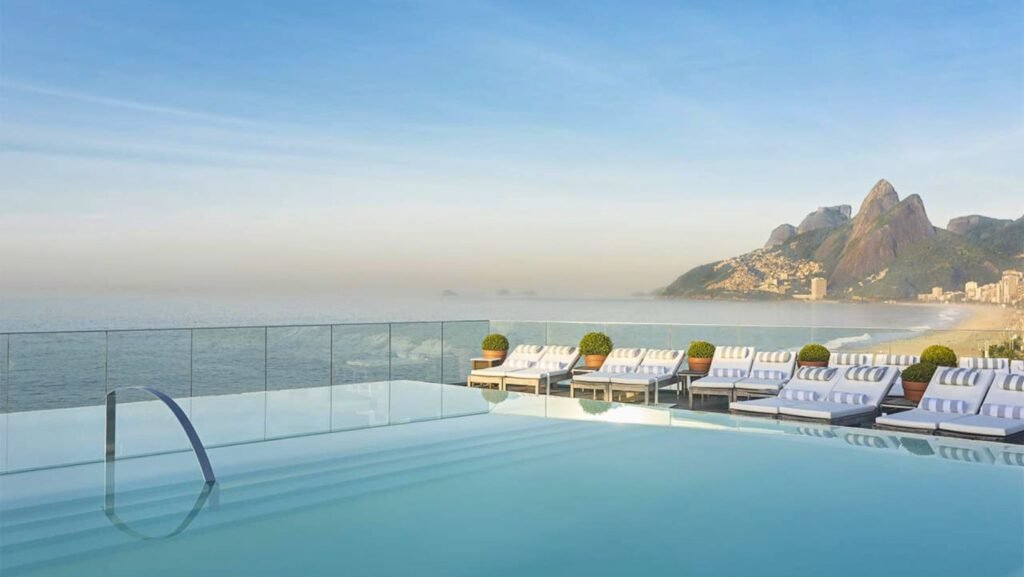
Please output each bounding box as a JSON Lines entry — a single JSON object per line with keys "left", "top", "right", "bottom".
{"left": 1, "top": 392, "right": 1022, "bottom": 577}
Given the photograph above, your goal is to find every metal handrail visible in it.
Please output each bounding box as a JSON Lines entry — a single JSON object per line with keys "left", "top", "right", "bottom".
{"left": 105, "top": 386, "right": 216, "bottom": 484}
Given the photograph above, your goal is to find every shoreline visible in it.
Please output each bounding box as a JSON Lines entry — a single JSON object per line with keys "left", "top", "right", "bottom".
{"left": 887, "top": 304, "right": 1019, "bottom": 357}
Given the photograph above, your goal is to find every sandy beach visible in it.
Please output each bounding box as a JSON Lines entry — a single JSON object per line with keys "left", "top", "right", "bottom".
{"left": 888, "top": 304, "right": 1021, "bottom": 357}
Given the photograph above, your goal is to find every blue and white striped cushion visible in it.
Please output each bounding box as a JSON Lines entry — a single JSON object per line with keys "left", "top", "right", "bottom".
{"left": 920, "top": 398, "right": 969, "bottom": 414}
{"left": 711, "top": 368, "right": 746, "bottom": 378}
{"left": 645, "top": 350, "right": 679, "bottom": 360}
{"left": 512, "top": 345, "right": 543, "bottom": 354}
{"left": 1001, "top": 452, "right": 1024, "bottom": 467}
{"left": 544, "top": 345, "right": 576, "bottom": 356}
{"left": 602, "top": 364, "right": 634, "bottom": 373}
{"left": 937, "top": 368, "right": 979, "bottom": 386}
{"left": 961, "top": 357, "right": 1008, "bottom": 370}
{"left": 535, "top": 360, "right": 567, "bottom": 371}
{"left": 506, "top": 358, "right": 535, "bottom": 369}
{"left": 718, "top": 347, "right": 748, "bottom": 360}
{"left": 844, "top": 366, "right": 887, "bottom": 382}
{"left": 756, "top": 351, "right": 792, "bottom": 363}
{"left": 831, "top": 353, "right": 865, "bottom": 366}
{"left": 610, "top": 348, "right": 642, "bottom": 359}
{"left": 879, "top": 354, "right": 918, "bottom": 367}
{"left": 796, "top": 367, "right": 836, "bottom": 381}
{"left": 829, "top": 391, "right": 870, "bottom": 405}
{"left": 939, "top": 446, "right": 982, "bottom": 463}
{"left": 1000, "top": 374, "right": 1024, "bottom": 392}
{"left": 981, "top": 404, "right": 1024, "bottom": 419}
{"left": 750, "top": 369, "right": 787, "bottom": 380}
{"left": 845, "top": 434, "right": 887, "bottom": 448}
{"left": 638, "top": 365, "right": 670, "bottom": 375}
{"left": 779, "top": 389, "right": 819, "bottom": 401}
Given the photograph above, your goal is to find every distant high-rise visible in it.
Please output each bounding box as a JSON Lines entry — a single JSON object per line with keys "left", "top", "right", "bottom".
{"left": 931, "top": 286, "right": 943, "bottom": 299}
{"left": 965, "top": 281, "right": 978, "bottom": 300}
{"left": 810, "top": 277, "right": 827, "bottom": 300}
{"left": 1001, "top": 271, "right": 1020, "bottom": 304}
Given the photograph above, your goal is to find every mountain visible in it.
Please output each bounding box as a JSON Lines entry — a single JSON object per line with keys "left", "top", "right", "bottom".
{"left": 664, "top": 179, "right": 1016, "bottom": 301}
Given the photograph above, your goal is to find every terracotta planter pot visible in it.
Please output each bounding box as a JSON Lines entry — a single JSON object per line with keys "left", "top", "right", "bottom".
{"left": 482, "top": 349, "right": 506, "bottom": 361}
{"left": 688, "top": 357, "right": 712, "bottom": 373}
{"left": 798, "top": 360, "right": 828, "bottom": 368}
{"left": 584, "top": 354, "right": 608, "bottom": 369}
{"left": 902, "top": 380, "right": 928, "bottom": 403}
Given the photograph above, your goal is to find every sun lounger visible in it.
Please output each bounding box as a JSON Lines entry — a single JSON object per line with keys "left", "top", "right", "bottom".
{"left": 729, "top": 366, "right": 840, "bottom": 417}
{"left": 873, "top": 354, "right": 919, "bottom": 397}
{"left": 502, "top": 345, "right": 580, "bottom": 395}
{"left": 607, "top": 349, "right": 685, "bottom": 404}
{"left": 828, "top": 352, "right": 871, "bottom": 369}
{"left": 875, "top": 367, "right": 996, "bottom": 433}
{"left": 570, "top": 348, "right": 646, "bottom": 400}
{"left": 937, "top": 373, "right": 1024, "bottom": 442}
{"left": 466, "top": 344, "right": 544, "bottom": 389}
{"left": 777, "top": 365, "right": 898, "bottom": 426}
{"left": 687, "top": 346, "right": 755, "bottom": 407}
{"left": 958, "top": 357, "right": 1009, "bottom": 372}
{"left": 733, "top": 351, "right": 796, "bottom": 399}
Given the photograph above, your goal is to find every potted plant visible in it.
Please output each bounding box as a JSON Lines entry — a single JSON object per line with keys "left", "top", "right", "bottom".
{"left": 686, "top": 341, "right": 715, "bottom": 373}
{"left": 797, "top": 344, "right": 830, "bottom": 368}
{"left": 481, "top": 333, "right": 509, "bottom": 361}
{"left": 899, "top": 362, "right": 937, "bottom": 402}
{"left": 920, "top": 344, "right": 957, "bottom": 368}
{"left": 579, "top": 332, "right": 613, "bottom": 369}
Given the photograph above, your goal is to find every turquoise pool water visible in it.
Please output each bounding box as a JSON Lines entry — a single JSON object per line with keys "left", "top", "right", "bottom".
{"left": 1, "top": 390, "right": 1022, "bottom": 577}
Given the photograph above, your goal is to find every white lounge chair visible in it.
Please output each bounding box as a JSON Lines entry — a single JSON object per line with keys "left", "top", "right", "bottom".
{"left": 873, "top": 354, "right": 919, "bottom": 397}
{"left": 937, "top": 373, "right": 1024, "bottom": 442}
{"left": 687, "top": 346, "right": 755, "bottom": 407}
{"left": 466, "top": 344, "right": 544, "bottom": 389}
{"left": 729, "top": 366, "right": 840, "bottom": 417}
{"left": 607, "top": 349, "right": 685, "bottom": 404}
{"left": 570, "top": 348, "right": 647, "bottom": 400}
{"left": 502, "top": 345, "right": 580, "bottom": 395}
{"left": 875, "top": 367, "right": 996, "bottom": 433}
{"left": 828, "top": 352, "right": 871, "bottom": 369}
{"left": 733, "top": 351, "right": 796, "bottom": 400}
{"left": 958, "top": 357, "right": 1009, "bottom": 373}
{"left": 777, "top": 365, "right": 898, "bottom": 426}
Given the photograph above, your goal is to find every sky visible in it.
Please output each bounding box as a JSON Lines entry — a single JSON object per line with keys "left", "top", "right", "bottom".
{"left": 1, "top": 0, "right": 1022, "bottom": 298}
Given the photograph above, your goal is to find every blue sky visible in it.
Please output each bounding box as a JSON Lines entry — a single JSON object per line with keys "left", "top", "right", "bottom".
{"left": 1, "top": 0, "right": 1021, "bottom": 296}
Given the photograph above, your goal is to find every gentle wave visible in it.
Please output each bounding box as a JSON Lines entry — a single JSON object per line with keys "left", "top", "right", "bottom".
{"left": 822, "top": 333, "right": 872, "bottom": 350}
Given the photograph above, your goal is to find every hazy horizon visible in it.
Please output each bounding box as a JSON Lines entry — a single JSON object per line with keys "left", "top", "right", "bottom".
{"left": 2, "top": 1, "right": 1021, "bottom": 298}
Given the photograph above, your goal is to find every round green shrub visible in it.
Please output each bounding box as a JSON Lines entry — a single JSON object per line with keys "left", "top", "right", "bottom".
{"left": 687, "top": 341, "right": 715, "bottom": 359}
{"left": 920, "top": 345, "right": 956, "bottom": 367}
{"left": 579, "top": 332, "right": 613, "bottom": 356}
{"left": 798, "top": 344, "right": 830, "bottom": 363}
{"left": 481, "top": 333, "right": 509, "bottom": 351}
{"left": 900, "top": 362, "right": 937, "bottom": 383}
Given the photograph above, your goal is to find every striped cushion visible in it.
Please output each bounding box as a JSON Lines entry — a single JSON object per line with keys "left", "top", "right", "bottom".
{"left": 711, "top": 368, "right": 746, "bottom": 378}
{"left": 878, "top": 354, "right": 919, "bottom": 367}
{"left": 939, "top": 446, "right": 983, "bottom": 463}
{"left": 981, "top": 404, "right": 1024, "bottom": 419}
{"left": 1001, "top": 452, "right": 1024, "bottom": 467}
{"left": 506, "top": 358, "right": 535, "bottom": 369}
{"left": 829, "top": 391, "right": 870, "bottom": 405}
{"left": 535, "top": 360, "right": 567, "bottom": 371}
{"left": 845, "top": 434, "right": 887, "bottom": 448}
{"left": 937, "top": 368, "right": 979, "bottom": 386}
{"left": 844, "top": 366, "right": 887, "bottom": 382}
{"left": 512, "top": 345, "right": 543, "bottom": 354}
{"left": 831, "top": 353, "right": 866, "bottom": 366}
{"left": 544, "top": 345, "right": 576, "bottom": 356}
{"left": 603, "top": 364, "right": 634, "bottom": 373}
{"left": 638, "top": 365, "right": 670, "bottom": 375}
{"left": 645, "top": 349, "right": 679, "bottom": 360}
{"left": 796, "top": 367, "right": 836, "bottom": 381}
{"left": 718, "top": 346, "right": 750, "bottom": 360}
{"left": 609, "top": 348, "right": 642, "bottom": 358}
{"left": 756, "top": 351, "right": 792, "bottom": 363}
{"left": 779, "top": 388, "right": 819, "bottom": 401}
{"left": 750, "top": 369, "right": 787, "bottom": 380}
{"left": 798, "top": 427, "right": 836, "bottom": 438}
{"left": 961, "top": 357, "right": 1008, "bottom": 370}
{"left": 1001, "top": 374, "right": 1024, "bottom": 392}
{"left": 920, "top": 398, "right": 969, "bottom": 414}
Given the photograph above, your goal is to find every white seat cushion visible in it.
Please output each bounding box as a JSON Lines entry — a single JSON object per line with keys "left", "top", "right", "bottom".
{"left": 735, "top": 377, "right": 788, "bottom": 393}
{"left": 779, "top": 401, "right": 875, "bottom": 420}
{"left": 875, "top": 409, "right": 954, "bottom": 431}
{"left": 691, "top": 376, "right": 741, "bottom": 389}
{"left": 611, "top": 373, "right": 674, "bottom": 386}
{"left": 938, "top": 414, "right": 1024, "bottom": 437}
{"left": 729, "top": 397, "right": 788, "bottom": 415}
{"left": 508, "top": 366, "right": 573, "bottom": 380}
{"left": 573, "top": 371, "right": 618, "bottom": 384}
{"left": 470, "top": 366, "right": 520, "bottom": 378}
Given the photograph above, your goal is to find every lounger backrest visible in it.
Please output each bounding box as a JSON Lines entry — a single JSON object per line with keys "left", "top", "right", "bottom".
{"left": 829, "top": 365, "right": 898, "bottom": 407}
{"left": 920, "top": 368, "right": 995, "bottom": 414}
{"left": 978, "top": 374, "right": 1024, "bottom": 411}
{"left": 958, "top": 357, "right": 1009, "bottom": 372}
{"left": 779, "top": 366, "right": 841, "bottom": 400}
{"left": 709, "top": 346, "right": 754, "bottom": 375}
{"left": 501, "top": 344, "right": 546, "bottom": 368}
{"left": 638, "top": 349, "right": 685, "bottom": 374}
{"left": 599, "top": 348, "right": 647, "bottom": 372}
{"left": 828, "top": 353, "right": 871, "bottom": 368}
{"left": 1012, "top": 360, "right": 1024, "bottom": 374}
{"left": 751, "top": 351, "right": 796, "bottom": 379}
{"left": 873, "top": 354, "right": 919, "bottom": 369}
{"left": 535, "top": 345, "right": 580, "bottom": 371}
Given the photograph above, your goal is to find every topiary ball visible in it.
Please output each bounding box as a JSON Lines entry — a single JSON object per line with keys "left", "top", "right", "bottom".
{"left": 579, "top": 332, "right": 613, "bottom": 356}
{"left": 798, "top": 344, "right": 830, "bottom": 363}
{"left": 920, "top": 345, "right": 957, "bottom": 367}
{"left": 687, "top": 341, "right": 715, "bottom": 359}
{"left": 481, "top": 333, "right": 509, "bottom": 351}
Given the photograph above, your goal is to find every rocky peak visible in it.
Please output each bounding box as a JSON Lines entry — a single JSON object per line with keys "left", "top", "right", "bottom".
{"left": 947, "top": 214, "right": 1013, "bottom": 235}
{"left": 797, "top": 205, "right": 852, "bottom": 234}
{"left": 849, "top": 179, "right": 900, "bottom": 239}
{"left": 764, "top": 223, "right": 797, "bottom": 248}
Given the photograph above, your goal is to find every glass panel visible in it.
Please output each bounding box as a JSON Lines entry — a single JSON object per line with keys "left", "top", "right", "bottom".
{"left": 266, "top": 326, "right": 331, "bottom": 438}
{"left": 331, "top": 381, "right": 389, "bottom": 432}
{"left": 488, "top": 320, "right": 545, "bottom": 350}
{"left": 333, "top": 323, "right": 390, "bottom": 385}
{"left": 736, "top": 326, "right": 814, "bottom": 353}
{"left": 441, "top": 383, "right": 490, "bottom": 418}
{"left": 606, "top": 323, "right": 672, "bottom": 350}
{"left": 390, "top": 322, "right": 442, "bottom": 382}
{"left": 0, "top": 333, "right": 7, "bottom": 414}
{"left": 669, "top": 325, "right": 741, "bottom": 353}
{"left": 107, "top": 329, "right": 192, "bottom": 457}
{"left": 190, "top": 327, "right": 266, "bottom": 447}
{"left": 546, "top": 322, "right": 603, "bottom": 348}
{"left": 389, "top": 380, "right": 442, "bottom": 424}
{"left": 441, "top": 321, "right": 489, "bottom": 385}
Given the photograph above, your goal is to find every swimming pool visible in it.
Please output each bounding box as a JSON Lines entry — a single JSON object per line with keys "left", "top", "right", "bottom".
{"left": 2, "top": 385, "right": 1022, "bottom": 577}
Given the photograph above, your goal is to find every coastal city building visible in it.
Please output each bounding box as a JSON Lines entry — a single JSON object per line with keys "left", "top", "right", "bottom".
{"left": 810, "top": 277, "right": 827, "bottom": 300}
{"left": 929, "top": 270, "right": 1023, "bottom": 305}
